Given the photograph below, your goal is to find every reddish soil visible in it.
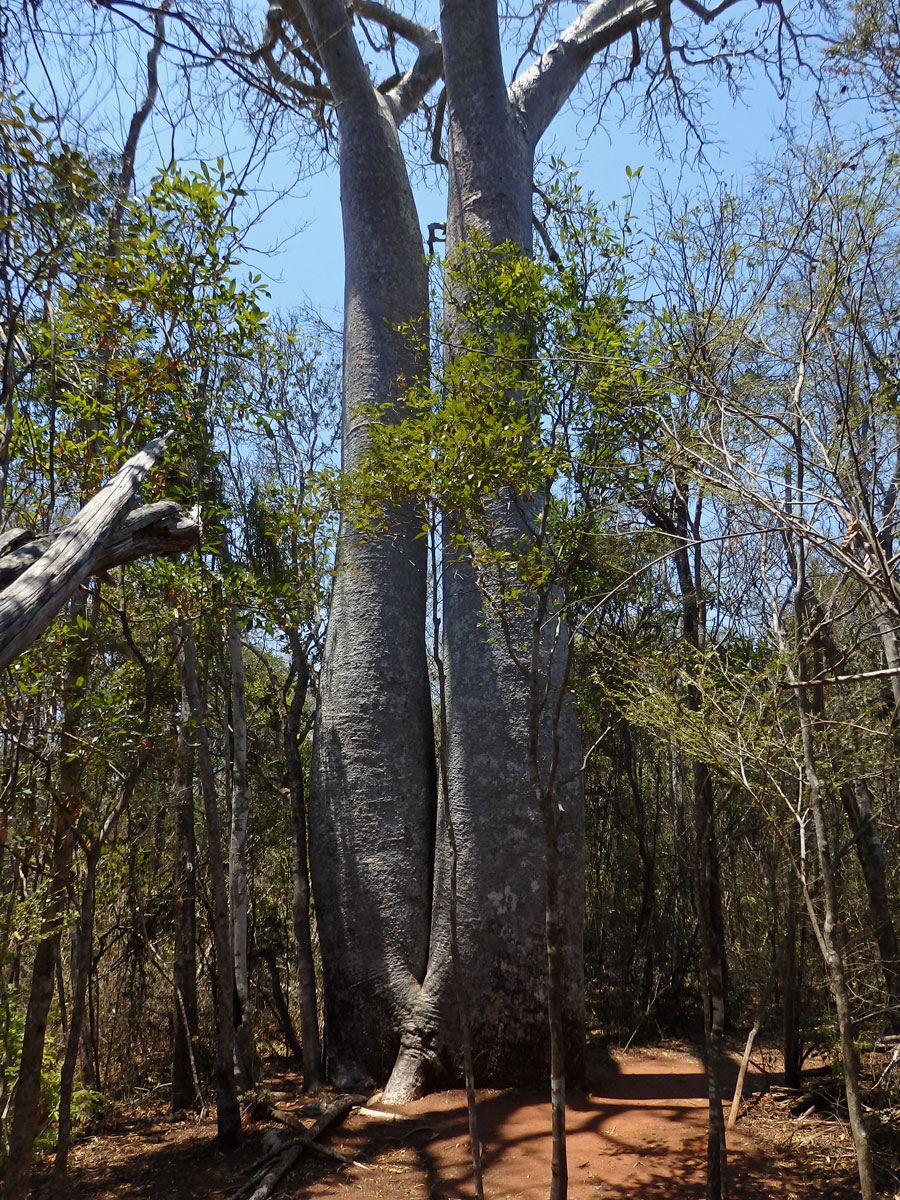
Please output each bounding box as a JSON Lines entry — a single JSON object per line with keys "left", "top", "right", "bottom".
{"left": 48, "top": 1043, "right": 865, "bottom": 1200}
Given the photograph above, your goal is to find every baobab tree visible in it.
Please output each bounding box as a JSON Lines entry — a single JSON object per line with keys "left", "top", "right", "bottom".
{"left": 247, "top": 0, "right": 824, "bottom": 1106}
{"left": 13, "top": 0, "right": 824, "bottom": 1111}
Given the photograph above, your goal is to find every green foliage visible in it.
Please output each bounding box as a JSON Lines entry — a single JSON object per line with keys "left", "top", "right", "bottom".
{"left": 353, "top": 183, "right": 659, "bottom": 621}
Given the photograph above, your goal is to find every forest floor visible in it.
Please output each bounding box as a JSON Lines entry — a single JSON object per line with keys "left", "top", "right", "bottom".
{"left": 41, "top": 1037, "right": 899, "bottom": 1199}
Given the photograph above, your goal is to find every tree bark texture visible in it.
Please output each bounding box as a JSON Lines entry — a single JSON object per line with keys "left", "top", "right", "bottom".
{"left": 0, "top": 500, "right": 198, "bottom": 591}
{"left": 303, "top": 0, "right": 437, "bottom": 1090}
{"left": 432, "top": 0, "right": 585, "bottom": 1092}
{"left": 305, "top": 0, "right": 679, "bottom": 1098}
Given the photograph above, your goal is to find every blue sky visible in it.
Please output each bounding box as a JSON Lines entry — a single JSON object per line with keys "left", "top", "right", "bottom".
{"left": 10, "top": 3, "right": 846, "bottom": 323}
{"left": 245, "top": 70, "right": 816, "bottom": 319}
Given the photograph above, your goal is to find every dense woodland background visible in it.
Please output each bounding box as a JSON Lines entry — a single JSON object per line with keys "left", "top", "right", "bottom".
{"left": 2, "top": 0, "right": 900, "bottom": 1197}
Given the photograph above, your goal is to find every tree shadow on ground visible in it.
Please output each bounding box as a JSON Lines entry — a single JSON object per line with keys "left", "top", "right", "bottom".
{"left": 54, "top": 1051, "right": 860, "bottom": 1200}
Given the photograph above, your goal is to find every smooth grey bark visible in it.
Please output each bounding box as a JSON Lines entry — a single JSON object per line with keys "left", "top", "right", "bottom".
{"left": 302, "top": 0, "right": 437, "bottom": 1089}
{"left": 423, "top": 0, "right": 585, "bottom": 1095}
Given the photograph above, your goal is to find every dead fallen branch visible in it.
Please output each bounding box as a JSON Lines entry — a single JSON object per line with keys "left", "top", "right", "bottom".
{"left": 228, "top": 1093, "right": 356, "bottom": 1200}
{"left": 268, "top": 1107, "right": 356, "bottom": 1162}
{"left": 354, "top": 1106, "right": 413, "bottom": 1122}
{"left": 0, "top": 435, "right": 200, "bottom": 669}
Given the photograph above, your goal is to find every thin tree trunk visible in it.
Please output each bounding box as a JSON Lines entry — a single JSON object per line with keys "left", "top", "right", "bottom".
{"left": 51, "top": 846, "right": 98, "bottom": 1198}
{"left": 280, "top": 631, "right": 323, "bottom": 1090}
{"left": 527, "top": 592, "right": 571, "bottom": 1200}
{"left": 794, "top": 683, "right": 876, "bottom": 1200}
{"left": 728, "top": 935, "right": 789, "bottom": 1129}
{"left": 787, "top": 410, "right": 875, "bottom": 1195}
{"left": 261, "top": 946, "right": 302, "bottom": 1061}
{"left": 226, "top": 615, "right": 259, "bottom": 1090}
{"left": 840, "top": 779, "right": 900, "bottom": 1033}
{"left": 669, "top": 486, "right": 728, "bottom": 1200}
{"left": 172, "top": 670, "right": 200, "bottom": 1112}
{"left": 178, "top": 623, "right": 242, "bottom": 1149}
{"left": 804, "top": 584, "right": 900, "bottom": 1036}
{"left": 782, "top": 868, "right": 802, "bottom": 1089}
{"left": 4, "top": 590, "right": 90, "bottom": 1200}
{"left": 694, "top": 761, "right": 728, "bottom": 1200}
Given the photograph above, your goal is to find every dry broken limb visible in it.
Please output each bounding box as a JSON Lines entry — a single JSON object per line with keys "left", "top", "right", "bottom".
{"left": 228, "top": 1093, "right": 357, "bottom": 1200}
{"left": 0, "top": 501, "right": 199, "bottom": 588}
{"left": 0, "top": 434, "right": 199, "bottom": 671}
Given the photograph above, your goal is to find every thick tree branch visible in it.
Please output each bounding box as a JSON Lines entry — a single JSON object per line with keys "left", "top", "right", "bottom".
{"left": 383, "top": 39, "right": 443, "bottom": 125}
{"left": 0, "top": 501, "right": 199, "bottom": 590}
{"left": 252, "top": 1, "right": 332, "bottom": 102}
{"left": 288, "top": 0, "right": 378, "bottom": 108}
{"left": 0, "top": 435, "right": 185, "bottom": 670}
{"left": 510, "top": 0, "right": 664, "bottom": 148}
{"left": 352, "top": 0, "right": 436, "bottom": 49}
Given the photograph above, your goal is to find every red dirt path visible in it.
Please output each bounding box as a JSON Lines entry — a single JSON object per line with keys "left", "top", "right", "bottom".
{"left": 56, "top": 1045, "right": 860, "bottom": 1199}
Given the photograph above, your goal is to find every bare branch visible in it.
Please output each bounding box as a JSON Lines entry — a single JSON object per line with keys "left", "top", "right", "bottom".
{"left": 0, "top": 435, "right": 180, "bottom": 671}
{"left": 677, "top": 0, "right": 743, "bottom": 21}
{"left": 511, "top": 0, "right": 664, "bottom": 148}
{"left": 351, "top": 1, "right": 443, "bottom": 124}
{"left": 0, "top": 501, "right": 200, "bottom": 590}
{"left": 351, "top": 1, "right": 436, "bottom": 50}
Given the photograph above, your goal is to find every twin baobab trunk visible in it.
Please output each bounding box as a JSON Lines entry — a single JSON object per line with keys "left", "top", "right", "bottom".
{"left": 306, "top": 0, "right": 667, "bottom": 1099}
